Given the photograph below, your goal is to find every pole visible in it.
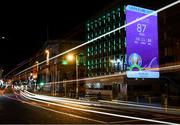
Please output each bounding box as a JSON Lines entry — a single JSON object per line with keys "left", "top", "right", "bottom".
{"left": 63, "top": 80, "right": 67, "bottom": 97}
{"left": 76, "top": 55, "right": 79, "bottom": 98}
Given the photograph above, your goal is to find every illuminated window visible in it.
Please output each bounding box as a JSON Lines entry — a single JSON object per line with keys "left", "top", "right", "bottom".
{"left": 124, "top": 5, "right": 126, "bottom": 12}
{"left": 103, "top": 16, "right": 106, "bottom": 24}
{"left": 104, "top": 28, "right": 106, "bottom": 33}
{"left": 118, "top": 9, "right": 120, "bottom": 17}
{"left": 91, "top": 60, "right": 94, "bottom": 65}
{"left": 91, "top": 33, "right": 93, "bottom": 38}
{"left": 91, "top": 24, "right": 93, "bottom": 30}
{"left": 91, "top": 51, "right": 94, "bottom": 56}
{"left": 112, "top": 10, "right": 115, "bottom": 20}
{"left": 108, "top": 16, "right": 110, "bottom": 22}
{"left": 99, "top": 30, "right": 102, "bottom": 35}
{"left": 113, "top": 25, "right": 115, "bottom": 29}
{"left": 95, "top": 21, "right": 97, "bottom": 28}
{"left": 108, "top": 26, "right": 110, "bottom": 31}
{"left": 87, "top": 48, "right": 90, "bottom": 52}
{"left": 104, "top": 58, "right": 106, "bottom": 63}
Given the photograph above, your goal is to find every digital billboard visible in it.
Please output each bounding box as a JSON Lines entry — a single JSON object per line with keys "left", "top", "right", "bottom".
{"left": 126, "top": 5, "right": 159, "bottom": 78}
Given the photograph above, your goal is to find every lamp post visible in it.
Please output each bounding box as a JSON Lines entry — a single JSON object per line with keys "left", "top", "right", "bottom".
{"left": 66, "top": 54, "right": 79, "bottom": 98}
{"left": 34, "top": 61, "right": 39, "bottom": 91}
{"left": 75, "top": 55, "right": 78, "bottom": 99}
{"left": 45, "top": 49, "right": 50, "bottom": 65}
{"left": 45, "top": 49, "right": 50, "bottom": 93}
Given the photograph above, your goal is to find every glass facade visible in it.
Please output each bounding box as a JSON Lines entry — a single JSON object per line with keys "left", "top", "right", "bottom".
{"left": 86, "top": 6, "right": 126, "bottom": 77}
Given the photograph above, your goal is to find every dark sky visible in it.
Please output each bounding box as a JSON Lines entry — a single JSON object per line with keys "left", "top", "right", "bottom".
{"left": 0, "top": 0, "right": 111, "bottom": 74}
{"left": 0, "top": 0, "right": 179, "bottom": 75}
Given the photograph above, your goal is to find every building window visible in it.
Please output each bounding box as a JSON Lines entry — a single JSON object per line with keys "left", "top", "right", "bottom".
{"left": 108, "top": 26, "right": 110, "bottom": 31}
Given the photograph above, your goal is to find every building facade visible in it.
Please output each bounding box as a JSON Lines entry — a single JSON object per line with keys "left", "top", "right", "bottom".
{"left": 85, "top": 5, "right": 127, "bottom": 100}
{"left": 85, "top": 2, "right": 180, "bottom": 103}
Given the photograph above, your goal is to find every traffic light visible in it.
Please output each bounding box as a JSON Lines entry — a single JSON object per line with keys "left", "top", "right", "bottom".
{"left": 40, "top": 82, "right": 45, "bottom": 86}
{"left": 62, "top": 60, "right": 68, "bottom": 65}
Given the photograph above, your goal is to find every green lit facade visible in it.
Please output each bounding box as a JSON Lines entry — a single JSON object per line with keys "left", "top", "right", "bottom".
{"left": 86, "top": 5, "right": 126, "bottom": 77}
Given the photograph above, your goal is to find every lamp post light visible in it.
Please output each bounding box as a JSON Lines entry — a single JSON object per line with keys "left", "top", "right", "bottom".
{"left": 66, "top": 54, "right": 79, "bottom": 98}
{"left": 45, "top": 49, "right": 50, "bottom": 65}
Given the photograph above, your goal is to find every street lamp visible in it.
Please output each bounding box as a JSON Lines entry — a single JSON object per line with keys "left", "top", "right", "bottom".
{"left": 45, "top": 49, "right": 50, "bottom": 65}
{"left": 45, "top": 50, "right": 50, "bottom": 92}
{"left": 66, "top": 54, "right": 79, "bottom": 98}
{"left": 34, "top": 61, "right": 39, "bottom": 91}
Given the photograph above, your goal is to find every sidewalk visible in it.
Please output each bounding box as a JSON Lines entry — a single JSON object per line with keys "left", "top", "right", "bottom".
{"left": 98, "top": 99, "right": 180, "bottom": 115}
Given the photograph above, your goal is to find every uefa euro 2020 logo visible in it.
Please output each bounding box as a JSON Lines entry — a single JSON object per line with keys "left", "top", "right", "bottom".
{"left": 128, "top": 53, "right": 144, "bottom": 71}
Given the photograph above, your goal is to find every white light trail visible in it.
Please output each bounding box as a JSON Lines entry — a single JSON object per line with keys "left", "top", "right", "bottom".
{"left": 15, "top": 0, "right": 180, "bottom": 76}
{"left": 5, "top": 93, "right": 105, "bottom": 124}
{"left": 19, "top": 92, "right": 106, "bottom": 123}
{"left": 24, "top": 90, "right": 180, "bottom": 115}
{"left": 46, "top": 72, "right": 125, "bottom": 85}
{"left": 99, "top": 100, "right": 180, "bottom": 114}
{"left": 31, "top": 64, "right": 180, "bottom": 86}
{"left": 21, "top": 91, "right": 179, "bottom": 125}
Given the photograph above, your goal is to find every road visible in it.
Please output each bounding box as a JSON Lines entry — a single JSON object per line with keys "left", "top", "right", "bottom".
{"left": 0, "top": 88, "right": 180, "bottom": 124}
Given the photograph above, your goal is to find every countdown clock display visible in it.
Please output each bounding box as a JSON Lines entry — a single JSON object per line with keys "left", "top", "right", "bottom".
{"left": 126, "top": 5, "right": 159, "bottom": 78}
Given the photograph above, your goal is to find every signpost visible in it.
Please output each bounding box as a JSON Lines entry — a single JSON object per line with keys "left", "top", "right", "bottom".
{"left": 126, "top": 5, "right": 159, "bottom": 78}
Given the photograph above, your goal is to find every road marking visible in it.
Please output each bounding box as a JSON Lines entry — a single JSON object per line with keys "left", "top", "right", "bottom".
{"left": 110, "top": 119, "right": 139, "bottom": 124}
{"left": 27, "top": 104, "right": 106, "bottom": 124}
{"left": 5, "top": 94, "right": 106, "bottom": 124}
{"left": 21, "top": 91, "right": 179, "bottom": 125}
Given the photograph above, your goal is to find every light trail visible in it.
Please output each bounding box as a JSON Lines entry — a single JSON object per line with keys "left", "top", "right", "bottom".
{"left": 21, "top": 91, "right": 179, "bottom": 125}
{"left": 45, "top": 72, "right": 125, "bottom": 85}
{"left": 4, "top": 93, "right": 105, "bottom": 124}
{"left": 14, "top": 0, "right": 180, "bottom": 77}
{"left": 99, "top": 100, "right": 180, "bottom": 115}
{"left": 22, "top": 91, "right": 120, "bottom": 113}
{"left": 33, "top": 64, "right": 180, "bottom": 86}
{"left": 20, "top": 92, "right": 106, "bottom": 123}
{"left": 24, "top": 90, "right": 180, "bottom": 115}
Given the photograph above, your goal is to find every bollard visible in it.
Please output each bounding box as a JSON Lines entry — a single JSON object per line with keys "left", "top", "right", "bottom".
{"left": 164, "top": 97, "right": 168, "bottom": 112}
{"left": 148, "top": 97, "right": 151, "bottom": 104}
{"left": 126, "top": 95, "right": 128, "bottom": 102}
{"left": 136, "top": 96, "right": 139, "bottom": 104}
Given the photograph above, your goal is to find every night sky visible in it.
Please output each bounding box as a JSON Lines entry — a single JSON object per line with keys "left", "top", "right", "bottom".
{"left": 0, "top": 0, "right": 111, "bottom": 74}
{"left": 0, "top": 0, "right": 179, "bottom": 75}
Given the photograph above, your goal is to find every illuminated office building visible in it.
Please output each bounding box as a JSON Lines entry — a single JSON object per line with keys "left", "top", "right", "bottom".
{"left": 85, "top": 5, "right": 127, "bottom": 99}
{"left": 86, "top": 5, "right": 126, "bottom": 77}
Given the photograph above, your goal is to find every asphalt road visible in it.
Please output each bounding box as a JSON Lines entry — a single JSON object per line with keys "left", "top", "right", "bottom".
{"left": 0, "top": 88, "right": 180, "bottom": 124}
